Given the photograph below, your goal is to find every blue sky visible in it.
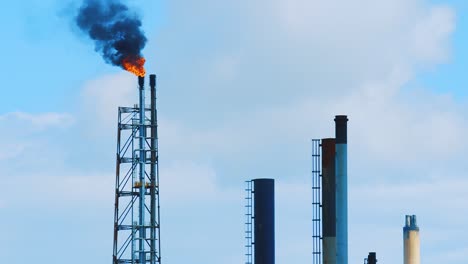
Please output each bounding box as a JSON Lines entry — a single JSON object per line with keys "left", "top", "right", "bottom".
{"left": 1, "top": 0, "right": 468, "bottom": 263}
{"left": 418, "top": 0, "right": 468, "bottom": 98}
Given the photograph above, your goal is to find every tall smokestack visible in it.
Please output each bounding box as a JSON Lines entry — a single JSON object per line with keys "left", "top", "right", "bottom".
{"left": 335, "top": 115, "right": 348, "bottom": 264}
{"left": 404, "top": 215, "right": 420, "bottom": 264}
{"left": 321, "top": 138, "right": 336, "bottom": 264}
{"left": 137, "top": 75, "right": 146, "bottom": 264}
{"left": 253, "top": 178, "right": 275, "bottom": 264}
{"left": 149, "top": 74, "right": 159, "bottom": 263}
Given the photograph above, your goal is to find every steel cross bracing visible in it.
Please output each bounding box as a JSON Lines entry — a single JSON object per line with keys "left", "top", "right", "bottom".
{"left": 113, "top": 76, "right": 161, "bottom": 264}
{"left": 312, "top": 139, "right": 323, "bottom": 264}
{"left": 245, "top": 180, "right": 254, "bottom": 264}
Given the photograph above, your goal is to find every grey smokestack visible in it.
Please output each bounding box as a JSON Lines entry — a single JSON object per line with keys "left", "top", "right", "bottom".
{"left": 76, "top": 0, "right": 147, "bottom": 69}
{"left": 335, "top": 115, "right": 348, "bottom": 264}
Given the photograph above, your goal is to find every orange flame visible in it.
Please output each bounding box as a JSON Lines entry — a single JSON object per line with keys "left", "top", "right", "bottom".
{"left": 122, "top": 56, "right": 146, "bottom": 77}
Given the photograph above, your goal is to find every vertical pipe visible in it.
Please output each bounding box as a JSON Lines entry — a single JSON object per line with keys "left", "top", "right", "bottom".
{"left": 113, "top": 110, "right": 122, "bottom": 264}
{"left": 138, "top": 76, "right": 146, "bottom": 264}
{"left": 149, "top": 74, "right": 157, "bottom": 264}
{"left": 253, "top": 178, "right": 275, "bottom": 264}
{"left": 404, "top": 215, "right": 420, "bottom": 264}
{"left": 322, "top": 138, "right": 336, "bottom": 264}
{"left": 156, "top": 85, "right": 162, "bottom": 263}
{"left": 367, "top": 252, "right": 377, "bottom": 264}
{"left": 335, "top": 115, "right": 348, "bottom": 264}
{"left": 154, "top": 75, "right": 162, "bottom": 263}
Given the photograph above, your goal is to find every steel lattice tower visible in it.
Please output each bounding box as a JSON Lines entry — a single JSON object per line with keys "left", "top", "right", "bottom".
{"left": 113, "top": 75, "right": 161, "bottom": 264}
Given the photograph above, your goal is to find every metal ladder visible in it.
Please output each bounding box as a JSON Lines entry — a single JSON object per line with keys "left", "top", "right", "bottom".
{"left": 312, "top": 139, "right": 323, "bottom": 264}
{"left": 245, "top": 180, "right": 254, "bottom": 264}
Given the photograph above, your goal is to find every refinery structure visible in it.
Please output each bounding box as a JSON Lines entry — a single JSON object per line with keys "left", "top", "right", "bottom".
{"left": 311, "top": 116, "right": 351, "bottom": 264}
{"left": 113, "top": 75, "right": 161, "bottom": 264}
{"left": 108, "top": 76, "right": 422, "bottom": 264}
{"left": 71, "top": 0, "right": 425, "bottom": 262}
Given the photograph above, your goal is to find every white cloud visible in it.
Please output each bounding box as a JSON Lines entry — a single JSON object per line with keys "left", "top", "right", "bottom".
{"left": 0, "top": 111, "right": 74, "bottom": 162}
{"left": 0, "top": 143, "right": 27, "bottom": 160}
{"left": 275, "top": 0, "right": 454, "bottom": 67}
{"left": 160, "top": 160, "right": 240, "bottom": 205}
{"left": 349, "top": 177, "right": 468, "bottom": 262}
{"left": 158, "top": 82, "right": 467, "bottom": 168}
{"left": 149, "top": 0, "right": 459, "bottom": 164}
{"left": 0, "top": 173, "right": 114, "bottom": 208}
{"left": 80, "top": 72, "right": 138, "bottom": 129}
{"left": 352, "top": 177, "right": 468, "bottom": 217}
{"left": 409, "top": 5, "right": 455, "bottom": 65}
{"left": 0, "top": 111, "right": 74, "bottom": 130}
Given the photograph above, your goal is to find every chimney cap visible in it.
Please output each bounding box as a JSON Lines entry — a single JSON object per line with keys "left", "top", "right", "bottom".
{"left": 404, "top": 214, "right": 419, "bottom": 231}
{"left": 334, "top": 115, "right": 348, "bottom": 144}
{"left": 149, "top": 74, "right": 156, "bottom": 88}
{"left": 334, "top": 115, "right": 348, "bottom": 122}
{"left": 138, "top": 76, "right": 144, "bottom": 89}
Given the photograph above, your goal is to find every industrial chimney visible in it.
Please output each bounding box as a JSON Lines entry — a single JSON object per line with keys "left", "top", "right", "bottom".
{"left": 335, "top": 115, "right": 348, "bottom": 264}
{"left": 403, "top": 215, "right": 420, "bottom": 264}
{"left": 255, "top": 179, "right": 275, "bottom": 264}
{"left": 321, "top": 138, "right": 336, "bottom": 264}
{"left": 365, "top": 252, "right": 377, "bottom": 264}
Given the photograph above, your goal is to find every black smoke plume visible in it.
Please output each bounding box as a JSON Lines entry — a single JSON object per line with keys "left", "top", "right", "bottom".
{"left": 76, "top": 0, "right": 147, "bottom": 68}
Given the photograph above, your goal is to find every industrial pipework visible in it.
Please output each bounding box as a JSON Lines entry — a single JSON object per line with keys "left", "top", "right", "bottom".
{"left": 113, "top": 75, "right": 161, "bottom": 264}
{"left": 404, "top": 215, "right": 420, "bottom": 264}
{"left": 335, "top": 115, "right": 348, "bottom": 264}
